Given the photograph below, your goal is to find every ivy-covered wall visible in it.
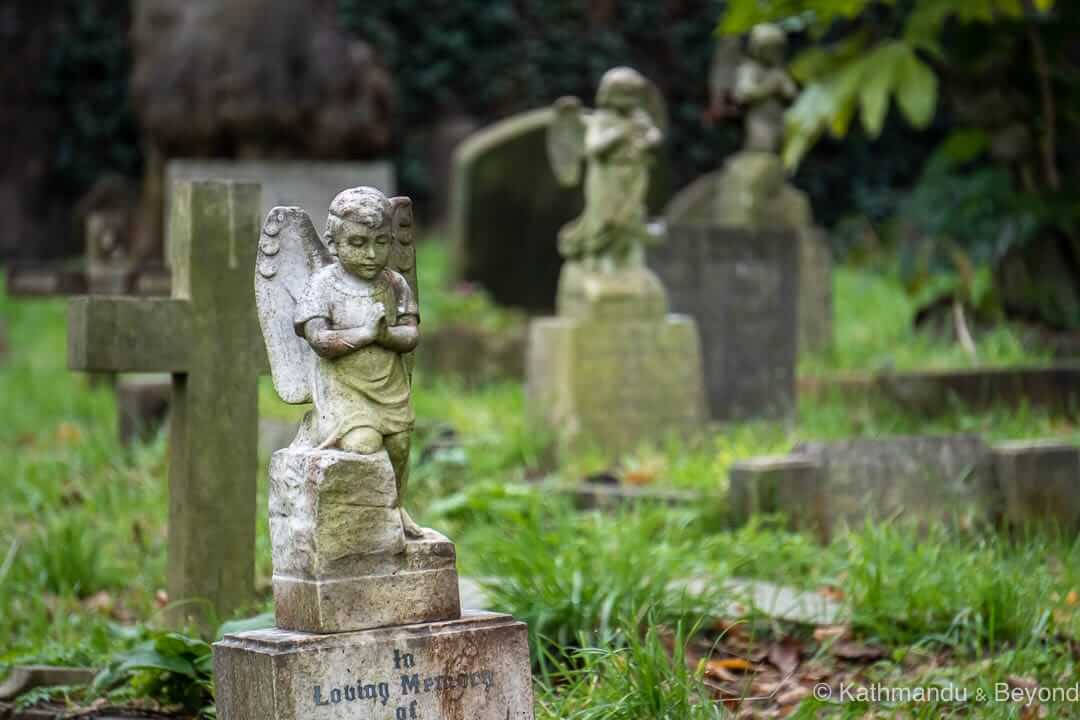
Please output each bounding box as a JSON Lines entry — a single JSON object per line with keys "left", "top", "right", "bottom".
{"left": 1, "top": 0, "right": 137, "bottom": 261}
{"left": 338, "top": 0, "right": 938, "bottom": 229}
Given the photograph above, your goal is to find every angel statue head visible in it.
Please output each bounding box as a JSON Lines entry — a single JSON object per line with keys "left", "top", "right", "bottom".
{"left": 596, "top": 66, "right": 649, "bottom": 113}
{"left": 748, "top": 23, "right": 787, "bottom": 66}
{"left": 325, "top": 186, "right": 394, "bottom": 281}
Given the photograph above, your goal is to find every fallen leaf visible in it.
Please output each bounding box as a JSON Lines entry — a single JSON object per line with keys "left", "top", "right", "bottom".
{"left": 777, "top": 686, "right": 811, "bottom": 705}
{"left": 84, "top": 590, "right": 114, "bottom": 614}
{"left": 1008, "top": 675, "right": 1039, "bottom": 690}
{"left": 813, "top": 624, "right": 849, "bottom": 643}
{"left": 818, "top": 585, "right": 844, "bottom": 602}
{"left": 831, "top": 641, "right": 886, "bottom": 661}
{"left": 706, "top": 657, "right": 757, "bottom": 677}
{"left": 623, "top": 468, "right": 658, "bottom": 486}
{"left": 768, "top": 637, "right": 802, "bottom": 675}
{"left": 56, "top": 422, "right": 82, "bottom": 444}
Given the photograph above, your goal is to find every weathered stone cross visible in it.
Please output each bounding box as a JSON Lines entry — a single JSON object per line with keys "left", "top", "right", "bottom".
{"left": 67, "top": 180, "right": 263, "bottom": 627}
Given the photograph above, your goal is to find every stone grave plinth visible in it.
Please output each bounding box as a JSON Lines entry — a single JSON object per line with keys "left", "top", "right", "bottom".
{"left": 649, "top": 223, "right": 797, "bottom": 421}
{"left": 268, "top": 449, "right": 460, "bottom": 633}
{"left": 215, "top": 612, "right": 533, "bottom": 720}
{"left": 213, "top": 185, "right": 534, "bottom": 719}
{"left": 527, "top": 262, "right": 706, "bottom": 455}
{"left": 730, "top": 434, "right": 1080, "bottom": 539}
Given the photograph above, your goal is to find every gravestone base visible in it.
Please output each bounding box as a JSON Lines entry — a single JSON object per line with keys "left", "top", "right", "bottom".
{"left": 214, "top": 611, "right": 534, "bottom": 720}
{"left": 270, "top": 448, "right": 461, "bottom": 633}
{"left": 527, "top": 265, "right": 706, "bottom": 455}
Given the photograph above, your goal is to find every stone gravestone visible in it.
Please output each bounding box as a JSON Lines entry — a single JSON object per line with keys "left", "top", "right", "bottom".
{"left": 526, "top": 68, "right": 706, "bottom": 455}
{"left": 649, "top": 224, "right": 797, "bottom": 420}
{"left": 676, "top": 23, "right": 832, "bottom": 355}
{"left": 214, "top": 186, "right": 534, "bottom": 720}
{"left": 449, "top": 108, "right": 668, "bottom": 312}
{"left": 166, "top": 159, "right": 394, "bottom": 252}
{"left": 68, "top": 180, "right": 263, "bottom": 627}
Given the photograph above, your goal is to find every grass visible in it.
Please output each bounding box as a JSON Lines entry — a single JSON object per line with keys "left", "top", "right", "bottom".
{"left": 800, "top": 267, "right": 1051, "bottom": 374}
{"left": 3, "top": 248, "right": 1080, "bottom": 717}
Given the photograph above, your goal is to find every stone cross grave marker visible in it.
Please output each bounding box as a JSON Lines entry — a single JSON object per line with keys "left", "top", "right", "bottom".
{"left": 67, "top": 180, "right": 263, "bottom": 627}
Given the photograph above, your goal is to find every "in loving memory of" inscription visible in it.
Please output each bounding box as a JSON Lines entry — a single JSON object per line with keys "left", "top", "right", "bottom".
{"left": 311, "top": 648, "right": 498, "bottom": 718}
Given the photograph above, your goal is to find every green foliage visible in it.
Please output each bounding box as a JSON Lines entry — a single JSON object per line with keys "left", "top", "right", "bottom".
{"left": 536, "top": 619, "right": 724, "bottom": 720}
{"left": 339, "top": 0, "right": 733, "bottom": 206}
{"left": 41, "top": 0, "right": 140, "bottom": 198}
{"left": 94, "top": 631, "right": 214, "bottom": 715}
{"left": 719, "top": 0, "right": 1056, "bottom": 167}
{"left": 839, "top": 523, "right": 1061, "bottom": 649}
{"left": 465, "top": 502, "right": 724, "bottom": 670}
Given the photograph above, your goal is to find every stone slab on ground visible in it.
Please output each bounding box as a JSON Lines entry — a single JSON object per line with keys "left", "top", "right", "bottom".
{"left": 459, "top": 577, "right": 844, "bottom": 627}
{"left": 649, "top": 224, "right": 797, "bottom": 420}
{"left": 994, "top": 440, "right": 1080, "bottom": 530}
{"left": 0, "top": 666, "right": 96, "bottom": 701}
{"left": 214, "top": 610, "right": 534, "bottom": 720}
{"left": 795, "top": 435, "right": 996, "bottom": 532}
{"left": 799, "top": 366, "right": 1080, "bottom": 417}
{"left": 731, "top": 433, "right": 1080, "bottom": 536}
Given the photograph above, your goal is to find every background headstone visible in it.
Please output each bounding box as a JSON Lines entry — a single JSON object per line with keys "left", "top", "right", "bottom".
{"left": 449, "top": 108, "right": 669, "bottom": 311}
{"left": 166, "top": 159, "right": 394, "bottom": 250}
{"left": 650, "top": 224, "right": 797, "bottom": 421}
{"left": 666, "top": 151, "right": 832, "bottom": 354}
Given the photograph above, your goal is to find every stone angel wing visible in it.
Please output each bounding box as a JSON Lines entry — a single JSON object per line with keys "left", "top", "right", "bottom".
{"left": 386, "top": 196, "right": 419, "bottom": 377}
{"left": 547, "top": 96, "right": 587, "bottom": 187}
{"left": 708, "top": 35, "right": 746, "bottom": 120}
{"left": 255, "top": 207, "right": 332, "bottom": 404}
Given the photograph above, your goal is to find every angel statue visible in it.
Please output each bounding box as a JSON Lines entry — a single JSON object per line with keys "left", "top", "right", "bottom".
{"left": 547, "top": 66, "right": 665, "bottom": 271}
{"left": 255, "top": 186, "right": 424, "bottom": 538}
{"left": 709, "top": 23, "right": 798, "bottom": 154}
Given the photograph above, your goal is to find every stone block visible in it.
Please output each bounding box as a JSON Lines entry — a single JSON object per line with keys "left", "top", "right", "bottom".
{"left": 994, "top": 440, "right": 1080, "bottom": 531}
{"left": 729, "top": 456, "right": 826, "bottom": 540}
{"left": 269, "top": 448, "right": 460, "bottom": 633}
{"left": 214, "top": 611, "right": 534, "bottom": 720}
{"left": 793, "top": 435, "right": 996, "bottom": 532}
{"left": 650, "top": 224, "right": 797, "bottom": 420}
{"left": 527, "top": 312, "right": 705, "bottom": 456}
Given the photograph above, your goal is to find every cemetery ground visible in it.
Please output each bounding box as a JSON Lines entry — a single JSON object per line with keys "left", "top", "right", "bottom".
{"left": 3, "top": 243, "right": 1080, "bottom": 719}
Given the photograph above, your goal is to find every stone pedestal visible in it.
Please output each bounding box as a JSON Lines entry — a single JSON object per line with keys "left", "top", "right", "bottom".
{"left": 214, "top": 611, "right": 534, "bottom": 720}
{"left": 270, "top": 448, "right": 461, "bottom": 633}
{"left": 526, "top": 263, "right": 706, "bottom": 455}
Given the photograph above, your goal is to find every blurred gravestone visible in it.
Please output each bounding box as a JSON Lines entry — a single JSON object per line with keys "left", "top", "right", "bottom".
{"left": 666, "top": 152, "right": 832, "bottom": 355}
{"left": 166, "top": 160, "right": 394, "bottom": 249}
{"left": 649, "top": 224, "right": 797, "bottom": 420}
{"left": 449, "top": 108, "right": 669, "bottom": 311}
{"left": 730, "top": 435, "right": 997, "bottom": 539}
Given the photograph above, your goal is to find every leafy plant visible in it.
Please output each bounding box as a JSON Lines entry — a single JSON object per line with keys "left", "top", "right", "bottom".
{"left": 536, "top": 618, "right": 724, "bottom": 720}
{"left": 718, "top": 0, "right": 1058, "bottom": 169}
